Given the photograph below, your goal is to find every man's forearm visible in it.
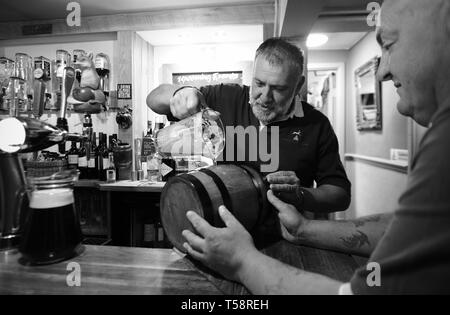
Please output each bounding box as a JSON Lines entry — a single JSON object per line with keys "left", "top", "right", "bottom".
{"left": 146, "top": 84, "right": 180, "bottom": 114}
{"left": 295, "top": 213, "right": 393, "bottom": 257}
{"left": 237, "top": 249, "right": 342, "bottom": 295}
{"left": 302, "top": 185, "right": 350, "bottom": 213}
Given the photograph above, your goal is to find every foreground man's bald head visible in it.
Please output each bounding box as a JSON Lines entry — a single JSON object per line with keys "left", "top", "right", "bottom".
{"left": 376, "top": 0, "right": 450, "bottom": 126}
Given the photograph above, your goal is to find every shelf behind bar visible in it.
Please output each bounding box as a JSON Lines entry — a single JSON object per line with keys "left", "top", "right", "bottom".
{"left": 74, "top": 179, "right": 165, "bottom": 192}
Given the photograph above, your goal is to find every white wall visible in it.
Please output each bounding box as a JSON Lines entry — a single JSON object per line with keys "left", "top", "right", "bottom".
{"left": 154, "top": 42, "right": 259, "bottom": 86}
{"left": 346, "top": 161, "right": 408, "bottom": 218}
{"left": 1, "top": 39, "right": 118, "bottom": 151}
{"left": 308, "top": 50, "right": 348, "bottom": 65}
{"left": 308, "top": 50, "right": 348, "bottom": 163}
{"left": 147, "top": 42, "right": 260, "bottom": 123}
{"left": 343, "top": 32, "right": 409, "bottom": 219}
{"left": 346, "top": 32, "right": 408, "bottom": 159}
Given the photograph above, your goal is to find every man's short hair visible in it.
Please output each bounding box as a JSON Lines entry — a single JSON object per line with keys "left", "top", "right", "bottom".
{"left": 255, "top": 37, "right": 305, "bottom": 78}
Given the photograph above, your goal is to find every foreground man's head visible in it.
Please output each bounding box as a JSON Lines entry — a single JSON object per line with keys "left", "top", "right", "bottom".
{"left": 377, "top": 0, "right": 450, "bottom": 127}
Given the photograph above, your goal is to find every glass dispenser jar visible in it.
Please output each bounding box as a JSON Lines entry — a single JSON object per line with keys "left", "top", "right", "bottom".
{"left": 0, "top": 57, "right": 15, "bottom": 111}
{"left": 19, "top": 170, "right": 84, "bottom": 265}
{"left": 14, "top": 53, "right": 33, "bottom": 103}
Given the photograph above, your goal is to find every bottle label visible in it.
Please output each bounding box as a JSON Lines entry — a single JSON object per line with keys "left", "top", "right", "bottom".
{"left": 56, "top": 61, "right": 65, "bottom": 78}
{"left": 78, "top": 156, "right": 87, "bottom": 167}
{"left": 88, "top": 158, "right": 96, "bottom": 168}
{"left": 95, "top": 58, "right": 106, "bottom": 69}
{"left": 142, "top": 137, "right": 155, "bottom": 157}
{"left": 103, "top": 158, "right": 110, "bottom": 169}
{"left": 160, "top": 162, "right": 173, "bottom": 177}
{"left": 68, "top": 155, "right": 78, "bottom": 165}
{"left": 106, "top": 169, "right": 116, "bottom": 182}
{"left": 147, "top": 156, "right": 159, "bottom": 171}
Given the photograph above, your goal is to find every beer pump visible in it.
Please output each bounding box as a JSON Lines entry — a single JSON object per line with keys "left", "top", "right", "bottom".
{"left": 0, "top": 66, "right": 85, "bottom": 251}
{"left": 56, "top": 67, "right": 75, "bottom": 153}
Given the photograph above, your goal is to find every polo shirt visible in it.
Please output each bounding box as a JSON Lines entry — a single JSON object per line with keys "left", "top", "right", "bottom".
{"left": 199, "top": 84, "right": 350, "bottom": 194}
{"left": 349, "top": 105, "right": 450, "bottom": 294}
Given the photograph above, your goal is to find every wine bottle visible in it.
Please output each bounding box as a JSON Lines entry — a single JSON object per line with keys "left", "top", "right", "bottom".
{"left": 78, "top": 139, "right": 88, "bottom": 179}
{"left": 66, "top": 141, "right": 79, "bottom": 170}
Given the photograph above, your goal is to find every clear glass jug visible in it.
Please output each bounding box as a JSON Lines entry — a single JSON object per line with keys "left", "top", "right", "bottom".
{"left": 19, "top": 170, "right": 84, "bottom": 265}
{"left": 155, "top": 109, "right": 225, "bottom": 163}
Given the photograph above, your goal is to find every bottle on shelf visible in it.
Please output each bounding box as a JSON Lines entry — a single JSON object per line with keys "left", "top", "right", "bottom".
{"left": 97, "top": 133, "right": 109, "bottom": 181}
{"left": 106, "top": 152, "right": 116, "bottom": 183}
{"left": 66, "top": 141, "right": 79, "bottom": 170}
{"left": 87, "top": 132, "right": 98, "bottom": 180}
{"left": 143, "top": 223, "right": 155, "bottom": 248}
{"left": 94, "top": 53, "right": 110, "bottom": 95}
{"left": 78, "top": 139, "right": 88, "bottom": 179}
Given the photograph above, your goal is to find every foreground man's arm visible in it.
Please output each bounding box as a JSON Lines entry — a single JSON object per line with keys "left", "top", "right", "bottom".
{"left": 182, "top": 191, "right": 393, "bottom": 294}
{"left": 268, "top": 190, "right": 393, "bottom": 257}
{"left": 182, "top": 206, "right": 343, "bottom": 295}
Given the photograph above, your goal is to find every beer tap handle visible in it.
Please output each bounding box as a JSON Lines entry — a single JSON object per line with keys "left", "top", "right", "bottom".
{"left": 65, "top": 133, "right": 88, "bottom": 143}
{"left": 59, "top": 66, "right": 75, "bottom": 121}
{"left": 32, "top": 80, "right": 46, "bottom": 119}
{"left": 57, "top": 67, "right": 75, "bottom": 153}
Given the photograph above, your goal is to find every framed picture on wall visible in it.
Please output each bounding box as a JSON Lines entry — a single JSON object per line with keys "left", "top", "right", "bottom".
{"left": 355, "top": 57, "right": 382, "bottom": 131}
{"left": 117, "top": 83, "right": 132, "bottom": 100}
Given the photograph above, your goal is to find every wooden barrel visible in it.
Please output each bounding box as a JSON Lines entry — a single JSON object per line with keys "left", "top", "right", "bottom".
{"left": 160, "top": 164, "right": 270, "bottom": 253}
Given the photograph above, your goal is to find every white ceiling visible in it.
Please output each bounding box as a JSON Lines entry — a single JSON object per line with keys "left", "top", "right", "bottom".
{"left": 138, "top": 26, "right": 366, "bottom": 51}
{"left": 309, "top": 32, "right": 367, "bottom": 50}
{"left": 1, "top": 0, "right": 368, "bottom": 51}
{"left": 138, "top": 25, "right": 264, "bottom": 46}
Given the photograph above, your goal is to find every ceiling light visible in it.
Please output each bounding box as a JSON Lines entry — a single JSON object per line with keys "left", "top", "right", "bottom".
{"left": 306, "top": 34, "right": 329, "bottom": 48}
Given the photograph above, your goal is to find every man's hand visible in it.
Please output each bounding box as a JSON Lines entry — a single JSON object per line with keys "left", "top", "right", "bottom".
{"left": 266, "top": 171, "right": 303, "bottom": 208}
{"left": 169, "top": 87, "right": 207, "bottom": 120}
{"left": 267, "top": 190, "right": 310, "bottom": 244}
{"left": 182, "top": 206, "right": 258, "bottom": 282}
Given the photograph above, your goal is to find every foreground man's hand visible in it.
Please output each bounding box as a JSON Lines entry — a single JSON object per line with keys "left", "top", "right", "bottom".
{"left": 267, "top": 190, "right": 310, "bottom": 244}
{"left": 182, "top": 206, "right": 258, "bottom": 282}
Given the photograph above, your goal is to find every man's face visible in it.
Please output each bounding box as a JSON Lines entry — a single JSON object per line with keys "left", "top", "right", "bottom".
{"left": 249, "top": 55, "right": 302, "bottom": 125}
{"left": 376, "top": 0, "right": 445, "bottom": 126}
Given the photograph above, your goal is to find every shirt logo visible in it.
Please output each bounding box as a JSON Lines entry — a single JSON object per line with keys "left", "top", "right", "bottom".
{"left": 292, "top": 130, "right": 302, "bottom": 143}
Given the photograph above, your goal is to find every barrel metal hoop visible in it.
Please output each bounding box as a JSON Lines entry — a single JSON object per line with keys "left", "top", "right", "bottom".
{"left": 239, "top": 165, "right": 267, "bottom": 228}
{"left": 181, "top": 174, "right": 215, "bottom": 226}
{"left": 198, "top": 168, "right": 234, "bottom": 216}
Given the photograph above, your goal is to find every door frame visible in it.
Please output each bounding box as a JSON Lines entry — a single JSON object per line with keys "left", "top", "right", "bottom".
{"left": 307, "top": 62, "right": 346, "bottom": 163}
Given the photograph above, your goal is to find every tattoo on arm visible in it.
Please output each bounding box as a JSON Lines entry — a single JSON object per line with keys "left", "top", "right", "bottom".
{"left": 340, "top": 231, "right": 371, "bottom": 249}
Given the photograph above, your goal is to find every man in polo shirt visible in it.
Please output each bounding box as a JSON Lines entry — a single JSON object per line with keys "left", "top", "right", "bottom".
{"left": 147, "top": 37, "right": 351, "bottom": 215}
{"left": 181, "top": 0, "right": 450, "bottom": 294}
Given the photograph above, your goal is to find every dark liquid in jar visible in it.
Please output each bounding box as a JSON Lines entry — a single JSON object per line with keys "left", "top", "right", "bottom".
{"left": 19, "top": 188, "right": 83, "bottom": 265}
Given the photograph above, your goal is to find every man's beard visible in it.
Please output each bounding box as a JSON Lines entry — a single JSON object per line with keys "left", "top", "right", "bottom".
{"left": 249, "top": 91, "right": 295, "bottom": 125}
{"left": 250, "top": 99, "right": 276, "bottom": 124}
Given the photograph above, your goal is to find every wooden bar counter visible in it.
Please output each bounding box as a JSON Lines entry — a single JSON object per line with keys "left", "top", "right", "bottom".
{"left": 0, "top": 242, "right": 364, "bottom": 295}
{"left": 0, "top": 245, "right": 221, "bottom": 295}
